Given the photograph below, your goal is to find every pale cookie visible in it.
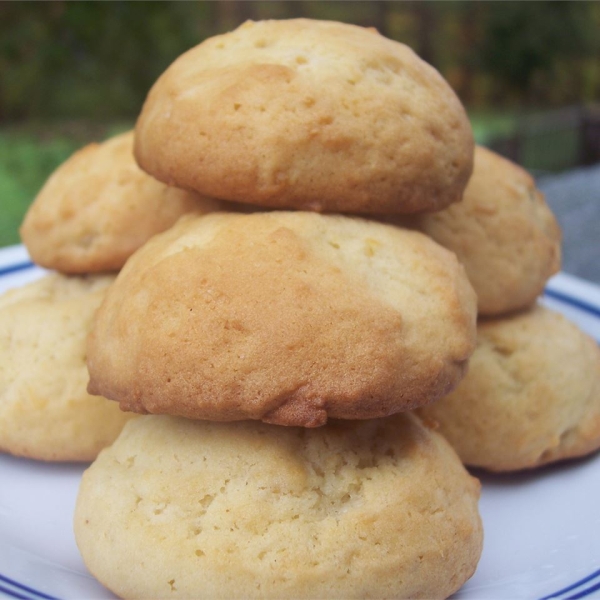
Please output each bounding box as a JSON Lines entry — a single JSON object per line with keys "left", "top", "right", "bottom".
{"left": 20, "top": 131, "right": 222, "bottom": 274}
{"left": 74, "top": 413, "right": 483, "bottom": 599}
{"left": 0, "top": 274, "right": 136, "bottom": 462}
{"left": 87, "top": 211, "right": 477, "bottom": 427}
{"left": 387, "top": 145, "right": 561, "bottom": 315}
{"left": 134, "top": 18, "right": 474, "bottom": 214}
{"left": 417, "top": 305, "right": 600, "bottom": 471}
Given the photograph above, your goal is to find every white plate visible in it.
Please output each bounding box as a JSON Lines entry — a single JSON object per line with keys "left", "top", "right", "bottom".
{"left": 0, "top": 244, "right": 599, "bottom": 600}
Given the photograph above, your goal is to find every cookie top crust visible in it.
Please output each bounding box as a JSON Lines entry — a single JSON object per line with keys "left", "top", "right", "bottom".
{"left": 134, "top": 19, "right": 474, "bottom": 214}
{"left": 87, "top": 211, "right": 477, "bottom": 427}
{"left": 0, "top": 274, "right": 136, "bottom": 462}
{"left": 74, "top": 413, "right": 483, "bottom": 599}
{"left": 20, "top": 131, "right": 222, "bottom": 274}
{"left": 418, "top": 304, "right": 600, "bottom": 471}
{"left": 392, "top": 146, "right": 561, "bottom": 315}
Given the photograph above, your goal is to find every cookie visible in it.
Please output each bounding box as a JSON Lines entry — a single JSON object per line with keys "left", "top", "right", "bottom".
{"left": 134, "top": 18, "right": 474, "bottom": 215}
{"left": 417, "top": 304, "right": 600, "bottom": 471}
{"left": 388, "top": 145, "right": 561, "bottom": 315}
{"left": 74, "top": 412, "right": 483, "bottom": 599}
{"left": 20, "top": 131, "right": 222, "bottom": 274}
{"left": 87, "top": 211, "right": 477, "bottom": 427}
{"left": 0, "top": 274, "right": 136, "bottom": 462}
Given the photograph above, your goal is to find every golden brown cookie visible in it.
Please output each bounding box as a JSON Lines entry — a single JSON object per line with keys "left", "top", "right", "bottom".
{"left": 74, "top": 413, "right": 483, "bottom": 599}
{"left": 387, "top": 146, "right": 561, "bottom": 315}
{"left": 417, "top": 304, "right": 600, "bottom": 471}
{"left": 0, "top": 274, "right": 136, "bottom": 462}
{"left": 87, "top": 211, "right": 477, "bottom": 427}
{"left": 20, "top": 131, "right": 222, "bottom": 274}
{"left": 134, "top": 19, "right": 474, "bottom": 215}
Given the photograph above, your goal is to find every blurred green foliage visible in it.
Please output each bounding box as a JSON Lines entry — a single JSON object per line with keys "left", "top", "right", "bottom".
{"left": 0, "top": 131, "right": 79, "bottom": 245}
{"left": 0, "top": 2, "right": 214, "bottom": 121}
{"left": 479, "top": 2, "right": 598, "bottom": 103}
{"left": 1, "top": 1, "right": 599, "bottom": 123}
{"left": 0, "top": 121, "right": 131, "bottom": 246}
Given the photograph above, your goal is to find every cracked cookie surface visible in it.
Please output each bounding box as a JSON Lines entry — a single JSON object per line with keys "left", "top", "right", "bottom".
{"left": 0, "top": 274, "right": 136, "bottom": 461}
{"left": 418, "top": 304, "right": 600, "bottom": 471}
{"left": 74, "top": 412, "right": 483, "bottom": 599}
{"left": 387, "top": 146, "right": 561, "bottom": 315}
{"left": 86, "top": 211, "right": 477, "bottom": 426}
{"left": 20, "top": 131, "right": 221, "bottom": 274}
{"left": 134, "top": 18, "right": 473, "bottom": 215}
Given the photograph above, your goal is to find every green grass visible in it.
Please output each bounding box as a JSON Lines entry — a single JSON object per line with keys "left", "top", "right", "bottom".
{"left": 0, "top": 133, "right": 78, "bottom": 247}
{"left": 0, "top": 121, "right": 132, "bottom": 247}
{"left": 468, "top": 111, "right": 518, "bottom": 145}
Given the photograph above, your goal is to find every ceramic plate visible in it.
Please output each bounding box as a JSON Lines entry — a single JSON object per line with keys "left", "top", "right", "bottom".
{"left": 0, "top": 245, "right": 599, "bottom": 600}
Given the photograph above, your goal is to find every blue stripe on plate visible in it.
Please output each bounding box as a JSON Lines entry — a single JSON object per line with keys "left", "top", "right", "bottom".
{"left": 539, "top": 568, "right": 600, "bottom": 599}
{"left": 544, "top": 288, "right": 600, "bottom": 318}
{"left": 566, "top": 579, "right": 600, "bottom": 600}
{"left": 0, "top": 574, "right": 60, "bottom": 600}
{"left": 0, "top": 582, "right": 32, "bottom": 600}
{"left": 0, "top": 261, "right": 34, "bottom": 278}
{"left": 0, "top": 583, "right": 33, "bottom": 600}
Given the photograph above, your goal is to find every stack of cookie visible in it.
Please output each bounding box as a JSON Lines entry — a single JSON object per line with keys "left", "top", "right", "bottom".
{"left": 2, "top": 16, "right": 599, "bottom": 599}
{"left": 70, "top": 19, "right": 485, "bottom": 599}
